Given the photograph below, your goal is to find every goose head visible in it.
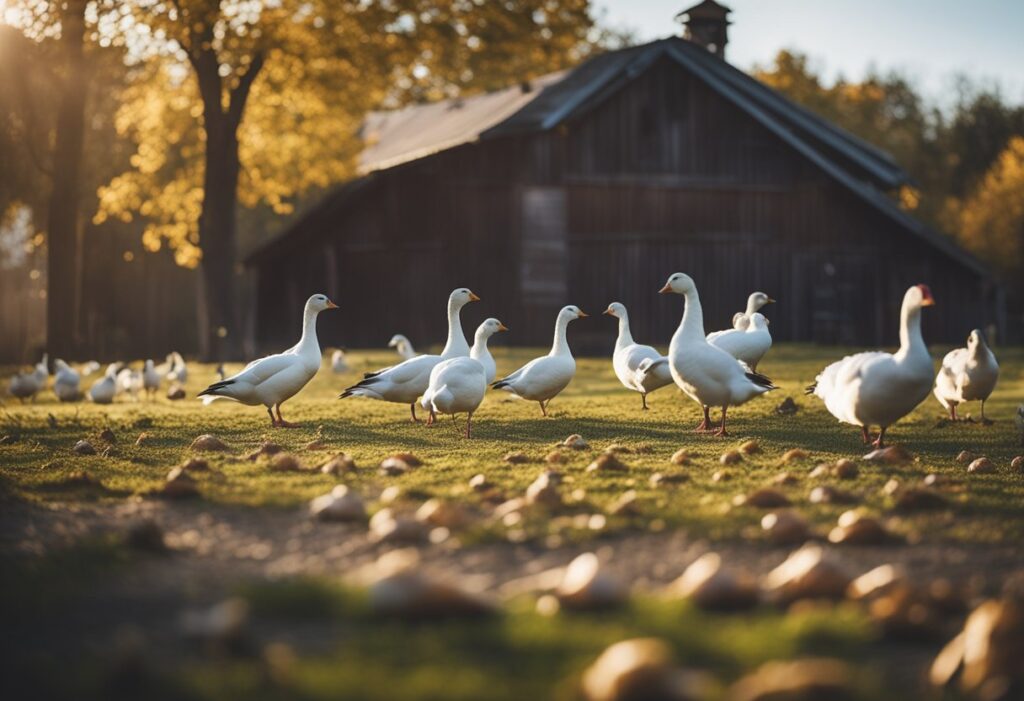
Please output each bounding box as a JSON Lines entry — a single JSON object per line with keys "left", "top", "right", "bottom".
{"left": 144, "top": 359, "right": 155, "bottom": 371}
{"left": 603, "top": 302, "right": 627, "bottom": 318}
{"left": 388, "top": 334, "right": 408, "bottom": 348}
{"left": 905, "top": 284, "right": 936, "bottom": 311}
{"left": 967, "top": 328, "right": 988, "bottom": 353}
{"left": 55, "top": 359, "right": 72, "bottom": 373}
{"left": 659, "top": 272, "right": 696, "bottom": 296}
{"left": 748, "top": 291, "right": 775, "bottom": 311}
{"left": 306, "top": 293, "right": 338, "bottom": 313}
{"left": 559, "top": 305, "right": 589, "bottom": 323}
{"left": 476, "top": 318, "right": 509, "bottom": 339}
{"left": 449, "top": 287, "right": 481, "bottom": 309}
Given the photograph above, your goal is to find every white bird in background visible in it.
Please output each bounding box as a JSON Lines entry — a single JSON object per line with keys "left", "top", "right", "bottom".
{"left": 81, "top": 361, "right": 101, "bottom": 377}
{"left": 117, "top": 366, "right": 144, "bottom": 400}
{"left": 470, "top": 317, "right": 509, "bottom": 385}
{"left": 707, "top": 312, "right": 773, "bottom": 372}
{"left": 660, "top": 273, "right": 776, "bottom": 436}
{"left": 341, "top": 288, "right": 479, "bottom": 423}
{"left": 142, "top": 359, "right": 161, "bottom": 398}
{"left": 331, "top": 349, "right": 350, "bottom": 374}
{"left": 166, "top": 352, "right": 188, "bottom": 385}
{"left": 88, "top": 363, "right": 121, "bottom": 404}
{"left": 808, "top": 284, "right": 936, "bottom": 448}
{"left": 199, "top": 294, "right": 338, "bottom": 427}
{"left": 388, "top": 334, "right": 418, "bottom": 360}
{"left": 492, "top": 305, "right": 587, "bottom": 416}
{"left": 934, "top": 328, "right": 999, "bottom": 423}
{"left": 604, "top": 301, "right": 673, "bottom": 410}
{"left": 53, "top": 359, "right": 83, "bottom": 402}
{"left": 708, "top": 291, "right": 775, "bottom": 339}
{"left": 7, "top": 353, "right": 48, "bottom": 403}
{"left": 422, "top": 356, "right": 488, "bottom": 437}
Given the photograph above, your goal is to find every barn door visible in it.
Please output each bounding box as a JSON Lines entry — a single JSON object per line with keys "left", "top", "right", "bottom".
{"left": 520, "top": 187, "right": 567, "bottom": 307}
{"left": 794, "top": 252, "right": 881, "bottom": 345}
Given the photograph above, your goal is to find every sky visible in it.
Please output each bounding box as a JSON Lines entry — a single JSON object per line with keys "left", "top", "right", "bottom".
{"left": 596, "top": 0, "right": 1024, "bottom": 105}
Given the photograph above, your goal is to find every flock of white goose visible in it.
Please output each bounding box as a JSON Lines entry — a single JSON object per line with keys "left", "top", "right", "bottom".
{"left": 6, "top": 274, "right": 1001, "bottom": 445}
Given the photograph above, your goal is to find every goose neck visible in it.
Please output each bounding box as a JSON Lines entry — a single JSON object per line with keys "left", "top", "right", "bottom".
{"left": 550, "top": 315, "right": 572, "bottom": 356}
{"left": 615, "top": 313, "right": 634, "bottom": 350}
{"left": 441, "top": 300, "right": 469, "bottom": 357}
{"left": 895, "top": 302, "right": 925, "bottom": 360}
{"left": 296, "top": 305, "right": 321, "bottom": 353}
{"left": 677, "top": 289, "right": 706, "bottom": 342}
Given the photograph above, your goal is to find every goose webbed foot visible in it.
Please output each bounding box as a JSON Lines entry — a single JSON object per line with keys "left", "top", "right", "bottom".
{"left": 713, "top": 407, "right": 729, "bottom": 437}
{"left": 861, "top": 427, "right": 872, "bottom": 444}
{"left": 274, "top": 404, "right": 300, "bottom": 428}
{"left": 694, "top": 406, "right": 713, "bottom": 432}
{"left": 871, "top": 427, "right": 887, "bottom": 449}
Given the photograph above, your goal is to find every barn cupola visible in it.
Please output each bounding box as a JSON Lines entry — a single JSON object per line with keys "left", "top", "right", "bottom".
{"left": 677, "top": 0, "right": 731, "bottom": 59}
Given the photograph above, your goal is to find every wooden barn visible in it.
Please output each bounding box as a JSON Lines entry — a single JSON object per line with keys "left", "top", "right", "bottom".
{"left": 245, "top": 1, "right": 1000, "bottom": 354}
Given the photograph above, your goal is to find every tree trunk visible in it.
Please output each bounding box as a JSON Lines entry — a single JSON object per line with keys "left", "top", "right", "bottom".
{"left": 191, "top": 49, "right": 264, "bottom": 361}
{"left": 45, "top": 0, "right": 88, "bottom": 360}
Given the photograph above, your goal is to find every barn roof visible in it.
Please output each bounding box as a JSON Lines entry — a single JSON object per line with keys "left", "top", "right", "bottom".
{"left": 247, "top": 36, "right": 988, "bottom": 277}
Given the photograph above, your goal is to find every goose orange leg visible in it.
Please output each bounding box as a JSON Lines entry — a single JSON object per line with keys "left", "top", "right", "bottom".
{"left": 465, "top": 411, "right": 473, "bottom": 438}
{"left": 872, "top": 427, "right": 887, "bottom": 449}
{"left": 267, "top": 406, "right": 277, "bottom": 427}
{"left": 275, "top": 403, "right": 300, "bottom": 428}
{"left": 861, "top": 426, "right": 872, "bottom": 444}
{"left": 641, "top": 394, "right": 649, "bottom": 411}
{"left": 410, "top": 403, "right": 421, "bottom": 423}
{"left": 539, "top": 400, "right": 548, "bottom": 417}
{"left": 714, "top": 406, "right": 729, "bottom": 437}
{"left": 694, "top": 406, "right": 713, "bottom": 432}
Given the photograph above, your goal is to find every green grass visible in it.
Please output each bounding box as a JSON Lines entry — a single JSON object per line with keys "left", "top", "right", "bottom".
{"left": 3, "top": 344, "right": 1023, "bottom": 544}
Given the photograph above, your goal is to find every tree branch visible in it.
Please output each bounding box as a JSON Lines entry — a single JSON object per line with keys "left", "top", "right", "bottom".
{"left": 226, "top": 52, "right": 265, "bottom": 128}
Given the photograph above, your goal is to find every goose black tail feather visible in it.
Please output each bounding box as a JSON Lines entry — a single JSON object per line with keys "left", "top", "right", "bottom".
{"left": 804, "top": 382, "right": 818, "bottom": 395}
{"left": 491, "top": 380, "right": 510, "bottom": 390}
{"left": 197, "top": 379, "right": 235, "bottom": 397}
{"left": 745, "top": 372, "right": 777, "bottom": 390}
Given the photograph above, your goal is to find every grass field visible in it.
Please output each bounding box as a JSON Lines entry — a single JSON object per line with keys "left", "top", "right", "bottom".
{"left": 2, "top": 344, "right": 1023, "bottom": 700}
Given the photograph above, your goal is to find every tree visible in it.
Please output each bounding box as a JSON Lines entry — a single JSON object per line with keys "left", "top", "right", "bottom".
{"left": 95, "top": 0, "right": 597, "bottom": 360}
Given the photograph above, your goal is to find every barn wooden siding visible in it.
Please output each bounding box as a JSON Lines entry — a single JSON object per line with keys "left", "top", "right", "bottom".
{"left": 252, "top": 57, "right": 994, "bottom": 354}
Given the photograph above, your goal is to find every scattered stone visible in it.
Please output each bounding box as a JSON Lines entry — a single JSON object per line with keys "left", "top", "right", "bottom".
{"left": 608, "top": 490, "right": 640, "bottom": 516}
{"left": 633, "top": 443, "right": 654, "bottom": 455}
{"left": 847, "top": 564, "right": 905, "bottom": 601}
{"left": 864, "top": 445, "right": 913, "bottom": 463}
{"left": 809, "top": 485, "right": 858, "bottom": 505}
{"left": 72, "top": 440, "right": 96, "bottom": 456}
{"left": 771, "top": 472, "right": 799, "bottom": 486}
{"left": 181, "top": 458, "right": 209, "bottom": 472}
{"left": 833, "top": 459, "right": 858, "bottom": 479}
{"left": 310, "top": 485, "right": 366, "bottom": 522}
{"left": 494, "top": 497, "right": 527, "bottom": 520}
{"left": 930, "top": 598, "right": 1024, "bottom": 693}
{"left": 761, "top": 510, "right": 810, "bottom": 546}
{"left": 587, "top": 453, "right": 628, "bottom": 473}
{"left": 781, "top": 448, "right": 808, "bottom": 463}
{"left": 166, "top": 383, "right": 186, "bottom": 400}
{"left": 893, "top": 487, "right": 948, "bottom": 512}
{"left": 391, "top": 452, "right": 423, "bottom": 467}
{"left": 247, "top": 442, "right": 284, "bottom": 461}
{"left": 967, "top": 457, "right": 994, "bottom": 474}
{"left": 190, "top": 434, "right": 229, "bottom": 452}
{"left": 135, "top": 432, "right": 150, "bottom": 446}
{"left": 369, "top": 508, "right": 429, "bottom": 543}
{"left": 581, "top": 638, "right": 711, "bottom": 701}
{"left": 545, "top": 450, "right": 568, "bottom": 464}
{"left": 378, "top": 485, "right": 403, "bottom": 504}
{"left": 669, "top": 552, "right": 758, "bottom": 611}
{"left": 733, "top": 488, "right": 791, "bottom": 509}
{"left": 739, "top": 439, "right": 760, "bottom": 455}
{"left": 415, "top": 499, "right": 469, "bottom": 529}
{"left": 1010, "top": 456, "right": 1023, "bottom": 472}
{"left": 526, "top": 471, "right": 562, "bottom": 507}
{"left": 650, "top": 472, "right": 689, "bottom": 487}
{"left": 562, "top": 434, "right": 589, "bottom": 450}
{"left": 303, "top": 439, "right": 327, "bottom": 451}
{"left": 468, "top": 473, "right": 492, "bottom": 492}
{"left": 956, "top": 450, "right": 976, "bottom": 464}
{"left": 775, "top": 397, "right": 799, "bottom": 416}
{"left": 882, "top": 478, "right": 901, "bottom": 495}
{"left": 379, "top": 455, "right": 416, "bottom": 476}
{"left": 269, "top": 453, "right": 304, "bottom": 472}
{"left": 162, "top": 466, "right": 200, "bottom": 499}
{"left": 605, "top": 444, "right": 632, "bottom": 454}
{"left": 504, "top": 451, "right": 530, "bottom": 464}
{"left": 99, "top": 427, "right": 116, "bottom": 443}
{"left": 555, "top": 553, "right": 627, "bottom": 610}
{"left": 827, "top": 510, "right": 892, "bottom": 545}
{"left": 808, "top": 463, "right": 831, "bottom": 479}
{"left": 369, "top": 566, "right": 494, "bottom": 618}
{"left": 763, "top": 544, "right": 852, "bottom": 605}
{"left": 711, "top": 470, "right": 731, "bottom": 482}
{"left": 320, "top": 453, "right": 356, "bottom": 475}
{"left": 727, "top": 658, "right": 853, "bottom": 701}
{"left": 670, "top": 449, "right": 692, "bottom": 466}
{"left": 124, "top": 520, "right": 167, "bottom": 552}
{"left": 720, "top": 450, "right": 742, "bottom": 465}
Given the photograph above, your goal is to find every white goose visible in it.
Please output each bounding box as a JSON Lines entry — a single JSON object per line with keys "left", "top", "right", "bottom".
{"left": 708, "top": 291, "right": 774, "bottom": 339}
{"left": 53, "top": 359, "right": 83, "bottom": 402}
{"left": 166, "top": 352, "right": 188, "bottom": 385}
{"left": 142, "top": 359, "right": 161, "bottom": 397}
{"left": 808, "top": 284, "right": 935, "bottom": 447}
{"left": 341, "top": 288, "right": 479, "bottom": 422}
{"left": 492, "top": 305, "right": 587, "bottom": 416}
{"left": 604, "top": 301, "right": 673, "bottom": 409}
{"left": 331, "top": 349, "right": 350, "bottom": 374}
{"left": 199, "top": 294, "right": 338, "bottom": 427}
{"left": 388, "top": 334, "right": 418, "bottom": 360}
{"left": 88, "top": 363, "right": 121, "bottom": 405}
{"left": 707, "top": 312, "right": 773, "bottom": 372}
{"left": 421, "top": 357, "right": 488, "bottom": 437}
{"left": 470, "top": 318, "right": 508, "bottom": 385}
{"left": 8, "top": 353, "right": 49, "bottom": 402}
{"left": 934, "top": 328, "right": 999, "bottom": 423}
{"left": 660, "top": 273, "right": 776, "bottom": 435}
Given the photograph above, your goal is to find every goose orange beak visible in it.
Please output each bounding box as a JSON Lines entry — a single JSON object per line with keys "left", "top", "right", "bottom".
{"left": 603, "top": 308, "right": 614, "bottom": 316}
{"left": 468, "top": 292, "right": 480, "bottom": 302}
{"left": 498, "top": 323, "right": 509, "bottom": 332}
{"left": 766, "top": 297, "right": 776, "bottom": 304}
{"left": 658, "top": 284, "right": 672, "bottom": 294}
{"left": 326, "top": 300, "right": 339, "bottom": 309}
{"left": 917, "top": 284, "right": 935, "bottom": 306}
{"left": 577, "top": 310, "right": 589, "bottom": 318}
